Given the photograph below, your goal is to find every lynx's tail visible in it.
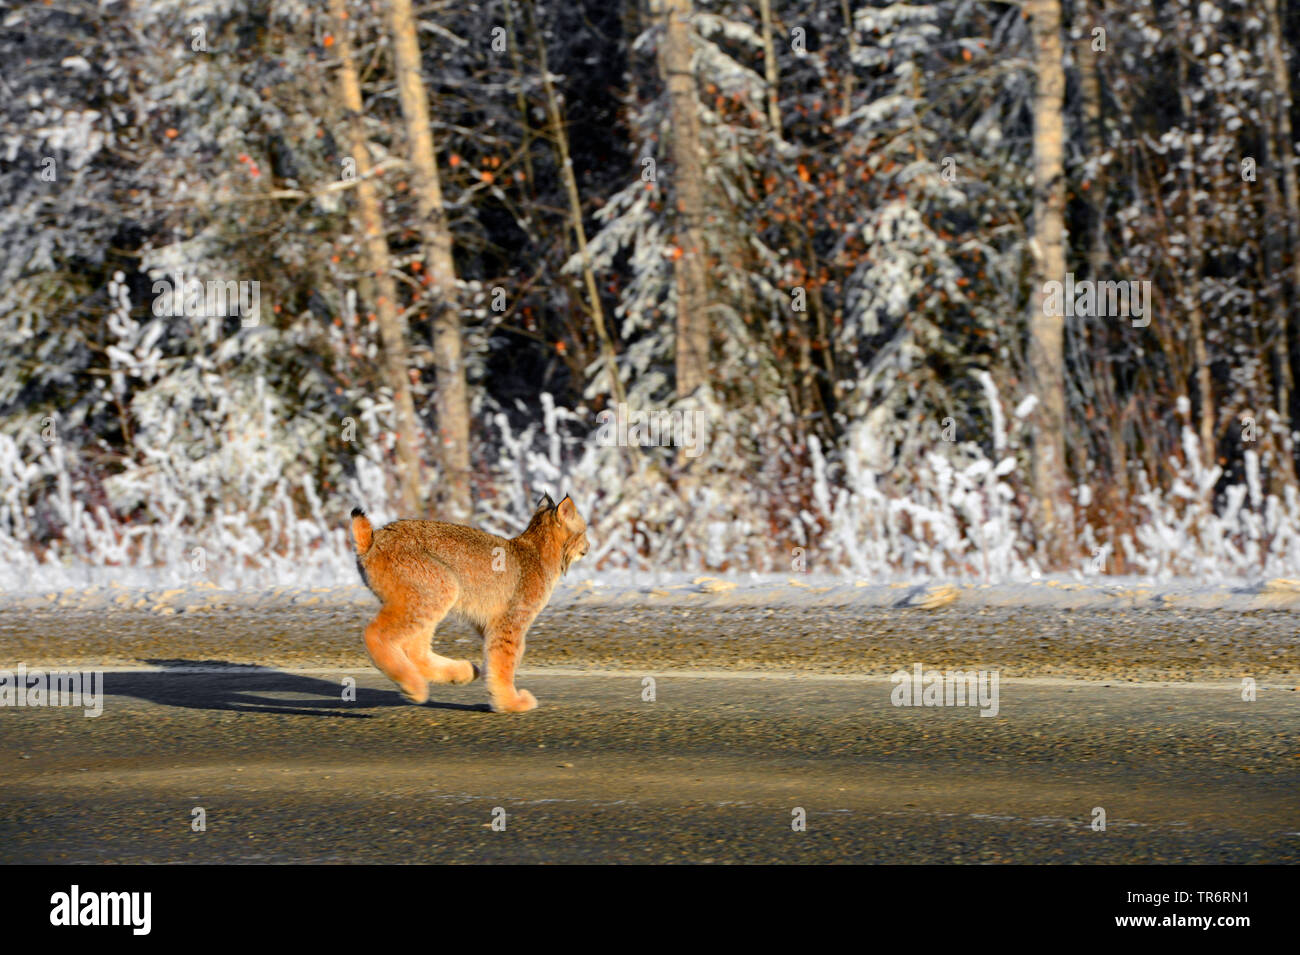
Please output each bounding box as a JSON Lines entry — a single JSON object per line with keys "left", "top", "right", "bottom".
{"left": 350, "top": 507, "right": 373, "bottom": 556}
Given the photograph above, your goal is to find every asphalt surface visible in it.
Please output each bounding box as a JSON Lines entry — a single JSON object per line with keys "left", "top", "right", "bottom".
{"left": 1, "top": 603, "right": 1297, "bottom": 863}
{"left": 5, "top": 602, "right": 1300, "bottom": 681}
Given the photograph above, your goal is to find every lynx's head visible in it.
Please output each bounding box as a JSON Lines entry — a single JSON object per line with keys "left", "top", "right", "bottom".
{"left": 527, "top": 492, "right": 589, "bottom": 575}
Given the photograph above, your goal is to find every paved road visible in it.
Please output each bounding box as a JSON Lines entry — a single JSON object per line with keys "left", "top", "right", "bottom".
{"left": 5, "top": 601, "right": 1300, "bottom": 682}
{"left": 2, "top": 665, "right": 1297, "bottom": 863}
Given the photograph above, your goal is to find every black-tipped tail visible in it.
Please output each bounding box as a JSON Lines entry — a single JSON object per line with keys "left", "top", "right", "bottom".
{"left": 350, "top": 507, "right": 373, "bottom": 557}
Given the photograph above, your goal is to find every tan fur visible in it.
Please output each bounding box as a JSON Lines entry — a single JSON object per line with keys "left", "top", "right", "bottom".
{"left": 350, "top": 496, "right": 589, "bottom": 713}
{"left": 350, "top": 510, "right": 372, "bottom": 555}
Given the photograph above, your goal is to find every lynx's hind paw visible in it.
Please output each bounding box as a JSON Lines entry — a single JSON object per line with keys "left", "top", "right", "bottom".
{"left": 398, "top": 682, "right": 430, "bottom": 705}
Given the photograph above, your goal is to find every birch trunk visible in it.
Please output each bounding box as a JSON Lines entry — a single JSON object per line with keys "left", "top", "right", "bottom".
{"left": 759, "top": 0, "right": 782, "bottom": 139}
{"left": 1027, "top": 0, "right": 1073, "bottom": 564}
{"left": 385, "top": 0, "right": 473, "bottom": 522}
{"left": 1264, "top": 0, "right": 1298, "bottom": 460}
{"left": 329, "top": 0, "right": 423, "bottom": 517}
{"left": 654, "top": 0, "right": 711, "bottom": 400}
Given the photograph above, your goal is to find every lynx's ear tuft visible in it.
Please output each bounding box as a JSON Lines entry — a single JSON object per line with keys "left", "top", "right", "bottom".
{"left": 537, "top": 492, "right": 556, "bottom": 511}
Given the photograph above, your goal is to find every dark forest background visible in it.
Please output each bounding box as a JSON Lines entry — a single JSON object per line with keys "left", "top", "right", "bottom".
{"left": 3, "top": 0, "right": 1300, "bottom": 583}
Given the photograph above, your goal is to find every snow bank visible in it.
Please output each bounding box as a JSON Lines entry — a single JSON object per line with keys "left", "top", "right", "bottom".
{"left": 5, "top": 573, "right": 1300, "bottom": 615}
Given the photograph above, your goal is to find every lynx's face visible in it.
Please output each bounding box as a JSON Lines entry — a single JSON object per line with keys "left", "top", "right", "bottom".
{"left": 555, "top": 495, "right": 590, "bottom": 575}
{"left": 523, "top": 493, "right": 590, "bottom": 575}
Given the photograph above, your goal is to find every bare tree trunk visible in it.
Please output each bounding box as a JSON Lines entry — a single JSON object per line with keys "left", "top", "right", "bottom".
{"left": 329, "top": 0, "right": 422, "bottom": 517}
{"left": 527, "top": 0, "right": 626, "bottom": 408}
{"left": 839, "top": 0, "right": 858, "bottom": 119}
{"left": 1075, "top": 1, "right": 1130, "bottom": 543}
{"left": 759, "top": 0, "right": 782, "bottom": 139}
{"left": 803, "top": 227, "right": 839, "bottom": 422}
{"left": 385, "top": 0, "right": 472, "bottom": 522}
{"left": 1027, "top": 0, "right": 1074, "bottom": 566}
{"left": 1173, "top": 35, "right": 1215, "bottom": 469}
{"left": 1075, "top": 0, "right": 1106, "bottom": 279}
{"left": 1261, "top": 110, "right": 1294, "bottom": 445}
{"left": 1264, "top": 0, "right": 1298, "bottom": 460}
{"left": 654, "top": 0, "right": 711, "bottom": 400}
{"left": 502, "top": 1, "right": 537, "bottom": 197}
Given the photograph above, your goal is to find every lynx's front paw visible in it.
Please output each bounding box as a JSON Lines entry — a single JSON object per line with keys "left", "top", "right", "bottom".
{"left": 491, "top": 689, "right": 538, "bottom": 714}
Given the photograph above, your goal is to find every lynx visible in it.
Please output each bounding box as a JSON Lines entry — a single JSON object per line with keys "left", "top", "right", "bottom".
{"left": 350, "top": 494, "right": 589, "bottom": 713}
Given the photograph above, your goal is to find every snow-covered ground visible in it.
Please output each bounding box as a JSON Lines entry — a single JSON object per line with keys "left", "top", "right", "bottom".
{"left": 5, "top": 571, "right": 1300, "bottom": 615}
{"left": 9, "top": 365, "right": 1300, "bottom": 594}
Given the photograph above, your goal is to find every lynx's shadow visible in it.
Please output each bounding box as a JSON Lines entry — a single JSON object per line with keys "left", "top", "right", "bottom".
{"left": 96, "top": 660, "right": 492, "bottom": 717}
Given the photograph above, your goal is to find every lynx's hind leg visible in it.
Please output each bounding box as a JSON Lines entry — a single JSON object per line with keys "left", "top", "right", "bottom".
{"left": 393, "top": 568, "right": 477, "bottom": 686}
{"left": 363, "top": 603, "right": 433, "bottom": 705}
